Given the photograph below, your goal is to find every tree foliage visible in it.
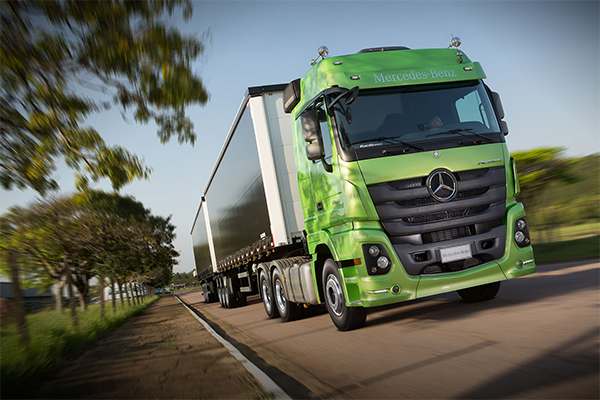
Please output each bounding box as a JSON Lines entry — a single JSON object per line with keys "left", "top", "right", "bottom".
{"left": 512, "top": 147, "right": 577, "bottom": 211}
{"left": 1, "top": 0, "right": 209, "bottom": 194}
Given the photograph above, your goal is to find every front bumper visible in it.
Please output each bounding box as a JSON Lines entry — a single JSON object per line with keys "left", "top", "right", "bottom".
{"left": 333, "top": 204, "right": 535, "bottom": 308}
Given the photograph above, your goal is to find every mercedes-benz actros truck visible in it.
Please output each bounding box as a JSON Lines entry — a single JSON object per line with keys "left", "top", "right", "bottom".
{"left": 191, "top": 39, "right": 535, "bottom": 330}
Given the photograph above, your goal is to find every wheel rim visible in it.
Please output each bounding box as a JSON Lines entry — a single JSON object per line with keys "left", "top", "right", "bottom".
{"left": 274, "top": 278, "right": 286, "bottom": 312}
{"left": 325, "top": 275, "right": 344, "bottom": 317}
{"left": 261, "top": 278, "right": 272, "bottom": 311}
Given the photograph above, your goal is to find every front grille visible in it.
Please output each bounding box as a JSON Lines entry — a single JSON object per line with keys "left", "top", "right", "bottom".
{"left": 403, "top": 205, "right": 489, "bottom": 224}
{"left": 424, "top": 226, "right": 473, "bottom": 244}
{"left": 367, "top": 166, "right": 506, "bottom": 237}
{"left": 394, "top": 187, "right": 489, "bottom": 207}
{"left": 367, "top": 166, "right": 507, "bottom": 275}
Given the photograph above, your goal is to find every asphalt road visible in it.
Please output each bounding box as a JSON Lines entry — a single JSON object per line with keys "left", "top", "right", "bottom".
{"left": 180, "top": 260, "right": 599, "bottom": 399}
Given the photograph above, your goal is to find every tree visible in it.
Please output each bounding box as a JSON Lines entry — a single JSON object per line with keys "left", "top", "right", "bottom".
{"left": 1, "top": 190, "right": 179, "bottom": 324}
{"left": 512, "top": 147, "right": 577, "bottom": 209}
{"left": 0, "top": 197, "right": 73, "bottom": 315}
{"left": 512, "top": 147, "right": 578, "bottom": 239}
{"left": 1, "top": 0, "right": 209, "bottom": 194}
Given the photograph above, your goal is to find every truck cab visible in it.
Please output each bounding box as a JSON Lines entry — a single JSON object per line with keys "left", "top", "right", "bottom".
{"left": 283, "top": 44, "right": 535, "bottom": 329}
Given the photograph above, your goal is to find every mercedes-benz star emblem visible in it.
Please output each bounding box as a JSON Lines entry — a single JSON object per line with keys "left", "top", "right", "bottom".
{"left": 426, "top": 169, "right": 458, "bottom": 202}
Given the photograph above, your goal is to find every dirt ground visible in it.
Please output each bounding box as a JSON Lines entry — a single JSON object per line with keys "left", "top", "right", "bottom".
{"left": 28, "top": 294, "right": 270, "bottom": 399}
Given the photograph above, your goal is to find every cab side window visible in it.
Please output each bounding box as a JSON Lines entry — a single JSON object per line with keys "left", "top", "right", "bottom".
{"left": 316, "top": 104, "right": 333, "bottom": 162}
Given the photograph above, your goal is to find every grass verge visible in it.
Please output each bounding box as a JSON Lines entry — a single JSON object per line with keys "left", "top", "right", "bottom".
{"left": 533, "top": 235, "right": 600, "bottom": 265}
{"left": 1, "top": 296, "right": 159, "bottom": 398}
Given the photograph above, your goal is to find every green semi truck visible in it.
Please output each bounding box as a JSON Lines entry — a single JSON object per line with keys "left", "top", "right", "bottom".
{"left": 191, "top": 39, "right": 535, "bottom": 331}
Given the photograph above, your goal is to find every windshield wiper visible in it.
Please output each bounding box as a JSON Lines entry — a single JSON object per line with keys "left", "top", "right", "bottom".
{"left": 427, "top": 128, "right": 494, "bottom": 143}
{"left": 352, "top": 136, "right": 424, "bottom": 152}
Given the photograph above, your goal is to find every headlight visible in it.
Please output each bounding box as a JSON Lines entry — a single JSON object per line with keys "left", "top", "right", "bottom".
{"left": 362, "top": 244, "right": 392, "bottom": 276}
{"left": 514, "top": 217, "right": 531, "bottom": 248}
{"left": 377, "top": 256, "right": 390, "bottom": 269}
{"left": 514, "top": 231, "right": 526, "bottom": 244}
{"left": 368, "top": 245, "right": 380, "bottom": 257}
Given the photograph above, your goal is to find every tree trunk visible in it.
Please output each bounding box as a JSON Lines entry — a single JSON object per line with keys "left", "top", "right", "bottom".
{"left": 110, "top": 276, "right": 117, "bottom": 314}
{"left": 99, "top": 273, "right": 105, "bottom": 319}
{"left": 65, "top": 264, "right": 78, "bottom": 327}
{"left": 9, "top": 250, "right": 29, "bottom": 346}
{"left": 125, "top": 280, "right": 132, "bottom": 307}
{"left": 117, "top": 278, "right": 125, "bottom": 309}
{"left": 77, "top": 292, "right": 86, "bottom": 311}
{"left": 54, "top": 277, "right": 65, "bottom": 314}
{"left": 134, "top": 283, "right": 140, "bottom": 305}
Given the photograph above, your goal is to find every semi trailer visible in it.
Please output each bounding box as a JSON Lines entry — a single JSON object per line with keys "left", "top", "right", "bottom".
{"left": 191, "top": 39, "right": 535, "bottom": 330}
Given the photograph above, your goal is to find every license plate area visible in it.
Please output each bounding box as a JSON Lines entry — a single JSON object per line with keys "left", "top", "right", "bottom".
{"left": 440, "top": 243, "right": 472, "bottom": 263}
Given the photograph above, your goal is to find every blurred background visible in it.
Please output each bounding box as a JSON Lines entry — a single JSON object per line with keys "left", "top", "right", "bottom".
{"left": 2, "top": 0, "right": 598, "bottom": 276}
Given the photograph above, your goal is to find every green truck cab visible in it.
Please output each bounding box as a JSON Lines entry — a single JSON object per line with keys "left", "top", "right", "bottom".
{"left": 283, "top": 43, "right": 535, "bottom": 330}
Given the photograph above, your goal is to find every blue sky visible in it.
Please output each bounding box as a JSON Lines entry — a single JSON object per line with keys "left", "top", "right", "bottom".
{"left": 1, "top": 0, "right": 598, "bottom": 274}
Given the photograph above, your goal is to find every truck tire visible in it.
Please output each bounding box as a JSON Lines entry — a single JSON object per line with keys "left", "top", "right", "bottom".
{"left": 260, "top": 272, "right": 279, "bottom": 319}
{"left": 236, "top": 292, "right": 247, "bottom": 307}
{"left": 323, "top": 259, "right": 366, "bottom": 331}
{"left": 457, "top": 281, "right": 501, "bottom": 302}
{"left": 223, "top": 277, "right": 238, "bottom": 309}
{"left": 272, "top": 269, "right": 302, "bottom": 322}
{"left": 218, "top": 286, "right": 225, "bottom": 307}
{"left": 202, "top": 283, "right": 217, "bottom": 303}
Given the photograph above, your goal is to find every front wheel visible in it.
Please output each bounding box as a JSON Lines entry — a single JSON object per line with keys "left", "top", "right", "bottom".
{"left": 457, "top": 281, "right": 501, "bottom": 302}
{"left": 322, "top": 259, "right": 366, "bottom": 331}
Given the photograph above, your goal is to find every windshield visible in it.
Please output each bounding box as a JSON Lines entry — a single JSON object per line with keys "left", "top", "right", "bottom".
{"left": 331, "top": 81, "right": 502, "bottom": 152}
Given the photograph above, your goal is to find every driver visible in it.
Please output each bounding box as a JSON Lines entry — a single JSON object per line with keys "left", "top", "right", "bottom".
{"left": 430, "top": 115, "right": 443, "bottom": 128}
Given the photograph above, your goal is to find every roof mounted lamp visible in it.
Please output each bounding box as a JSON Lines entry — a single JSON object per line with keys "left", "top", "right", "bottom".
{"left": 448, "top": 35, "right": 463, "bottom": 63}
{"left": 310, "top": 46, "right": 329, "bottom": 66}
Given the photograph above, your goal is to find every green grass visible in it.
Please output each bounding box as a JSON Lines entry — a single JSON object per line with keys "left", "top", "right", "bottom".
{"left": 531, "top": 221, "right": 600, "bottom": 244}
{"left": 533, "top": 235, "right": 600, "bottom": 265}
{"left": 1, "top": 296, "right": 158, "bottom": 398}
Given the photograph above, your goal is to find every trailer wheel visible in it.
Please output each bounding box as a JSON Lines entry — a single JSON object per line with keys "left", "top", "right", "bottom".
{"left": 323, "top": 259, "right": 366, "bottom": 331}
{"left": 236, "top": 292, "right": 247, "bottom": 307}
{"left": 457, "top": 281, "right": 501, "bottom": 302}
{"left": 223, "top": 277, "right": 238, "bottom": 309}
{"left": 272, "top": 269, "right": 302, "bottom": 322}
{"left": 260, "top": 272, "right": 279, "bottom": 319}
{"left": 218, "top": 286, "right": 225, "bottom": 307}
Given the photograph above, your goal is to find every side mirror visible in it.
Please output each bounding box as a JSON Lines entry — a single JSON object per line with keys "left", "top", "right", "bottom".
{"left": 500, "top": 120, "right": 509, "bottom": 136}
{"left": 306, "top": 141, "right": 324, "bottom": 161}
{"left": 491, "top": 92, "right": 505, "bottom": 120}
{"left": 301, "top": 109, "right": 320, "bottom": 143}
{"left": 301, "top": 109, "right": 325, "bottom": 160}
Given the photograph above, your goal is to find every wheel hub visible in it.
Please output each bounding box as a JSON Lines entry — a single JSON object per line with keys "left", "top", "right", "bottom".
{"left": 326, "top": 275, "right": 344, "bottom": 317}
{"left": 275, "top": 279, "right": 286, "bottom": 312}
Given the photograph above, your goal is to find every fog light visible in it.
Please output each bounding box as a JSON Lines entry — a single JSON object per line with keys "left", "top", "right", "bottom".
{"left": 514, "top": 231, "right": 526, "bottom": 244}
{"left": 392, "top": 285, "right": 400, "bottom": 294}
{"left": 377, "top": 256, "right": 390, "bottom": 269}
{"left": 517, "top": 219, "right": 527, "bottom": 230}
{"left": 517, "top": 260, "right": 524, "bottom": 269}
{"left": 368, "top": 245, "right": 380, "bottom": 257}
